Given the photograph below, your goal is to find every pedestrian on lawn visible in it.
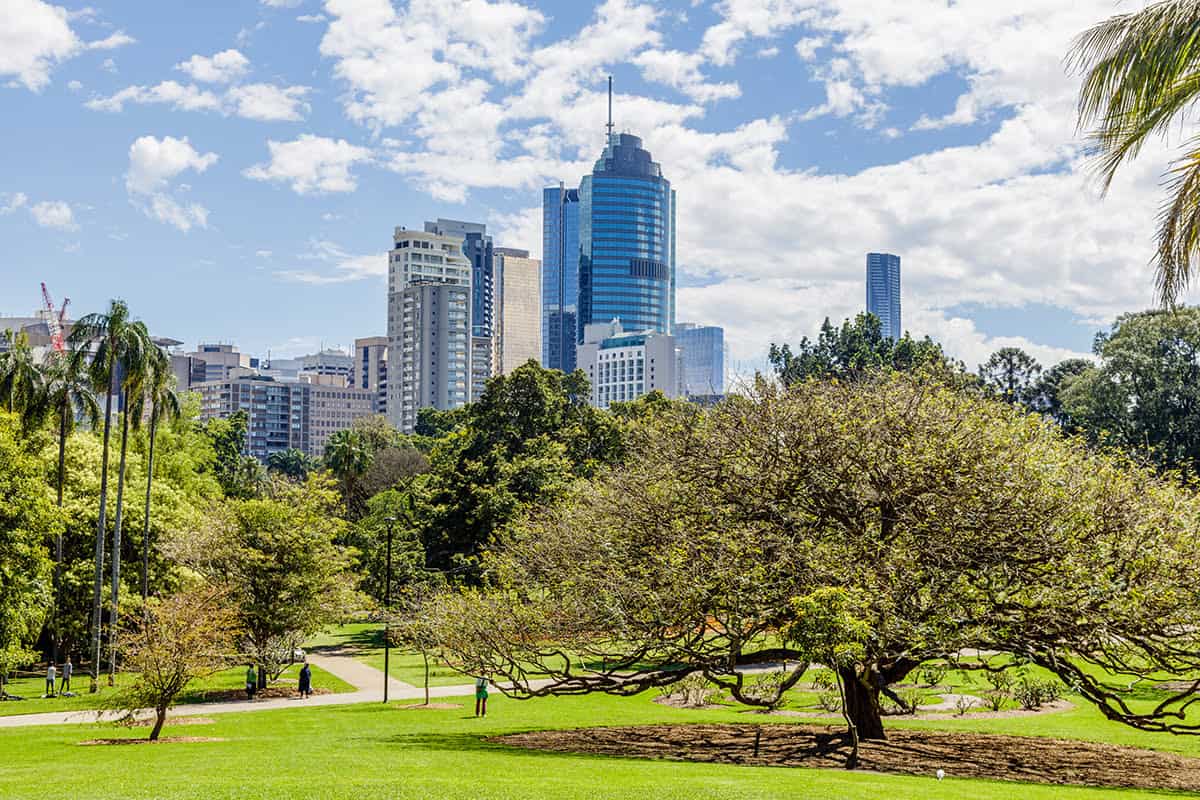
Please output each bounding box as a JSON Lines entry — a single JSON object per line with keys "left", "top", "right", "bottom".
{"left": 298, "top": 661, "right": 312, "bottom": 698}
{"left": 60, "top": 657, "right": 72, "bottom": 694}
{"left": 474, "top": 675, "right": 489, "bottom": 717}
{"left": 245, "top": 664, "right": 257, "bottom": 700}
{"left": 45, "top": 663, "right": 56, "bottom": 697}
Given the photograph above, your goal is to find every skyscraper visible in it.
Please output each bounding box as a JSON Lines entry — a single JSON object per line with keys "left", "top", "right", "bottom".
{"left": 494, "top": 248, "right": 542, "bottom": 375}
{"left": 675, "top": 323, "right": 726, "bottom": 396}
{"left": 542, "top": 183, "right": 580, "bottom": 373}
{"left": 578, "top": 131, "right": 676, "bottom": 342}
{"left": 424, "top": 218, "right": 493, "bottom": 338}
{"left": 866, "top": 252, "right": 902, "bottom": 340}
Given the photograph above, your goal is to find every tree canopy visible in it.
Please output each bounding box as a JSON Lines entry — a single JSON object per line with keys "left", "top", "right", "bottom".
{"left": 431, "top": 373, "right": 1200, "bottom": 740}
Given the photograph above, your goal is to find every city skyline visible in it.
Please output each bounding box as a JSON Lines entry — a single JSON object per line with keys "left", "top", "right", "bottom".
{"left": 5, "top": 1, "right": 1198, "bottom": 375}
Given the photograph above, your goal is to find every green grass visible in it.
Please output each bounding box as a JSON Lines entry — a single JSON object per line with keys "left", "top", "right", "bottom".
{"left": 1, "top": 687, "right": 1193, "bottom": 800}
{"left": 0, "top": 662, "right": 355, "bottom": 716}
{"left": 308, "top": 621, "right": 474, "bottom": 687}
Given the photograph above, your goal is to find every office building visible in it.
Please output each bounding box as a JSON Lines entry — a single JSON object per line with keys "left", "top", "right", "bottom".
{"left": 542, "top": 183, "right": 580, "bottom": 373}
{"left": 494, "top": 248, "right": 542, "bottom": 375}
{"left": 576, "top": 318, "right": 682, "bottom": 410}
{"left": 425, "top": 218, "right": 494, "bottom": 339}
{"left": 263, "top": 349, "right": 353, "bottom": 384}
{"left": 675, "top": 323, "right": 726, "bottom": 397}
{"left": 194, "top": 374, "right": 374, "bottom": 460}
{"left": 390, "top": 281, "right": 472, "bottom": 434}
{"left": 866, "top": 252, "right": 902, "bottom": 340}
{"left": 387, "top": 227, "right": 473, "bottom": 431}
{"left": 187, "top": 343, "right": 258, "bottom": 383}
{"left": 353, "top": 336, "right": 388, "bottom": 415}
{"left": 471, "top": 335, "right": 492, "bottom": 399}
{"left": 577, "top": 130, "right": 676, "bottom": 341}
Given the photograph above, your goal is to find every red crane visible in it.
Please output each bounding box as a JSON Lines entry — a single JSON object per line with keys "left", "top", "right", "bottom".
{"left": 40, "top": 282, "right": 70, "bottom": 352}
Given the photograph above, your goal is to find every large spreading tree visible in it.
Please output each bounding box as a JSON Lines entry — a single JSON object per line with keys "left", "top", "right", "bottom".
{"left": 431, "top": 373, "right": 1200, "bottom": 742}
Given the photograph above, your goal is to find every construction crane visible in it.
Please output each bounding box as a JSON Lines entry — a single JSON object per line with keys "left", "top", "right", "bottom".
{"left": 40, "top": 282, "right": 70, "bottom": 352}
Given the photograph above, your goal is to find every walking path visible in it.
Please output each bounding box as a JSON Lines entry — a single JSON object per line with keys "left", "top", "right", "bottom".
{"left": 0, "top": 650, "right": 489, "bottom": 729}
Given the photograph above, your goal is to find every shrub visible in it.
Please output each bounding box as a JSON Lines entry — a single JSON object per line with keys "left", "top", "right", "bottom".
{"left": 744, "top": 670, "right": 788, "bottom": 710}
{"left": 982, "top": 688, "right": 1009, "bottom": 711}
{"left": 919, "top": 663, "right": 948, "bottom": 688}
{"left": 954, "top": 695, "right": 976, "bottom": 716}
{"left": 662, "top": 673, "right": 720, "bottom": 708}
{"left": 816, "top": 689, "right": 842, "bottom": 713}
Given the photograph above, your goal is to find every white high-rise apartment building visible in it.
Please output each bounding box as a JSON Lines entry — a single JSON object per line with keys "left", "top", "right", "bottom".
{"left": 387, "top": 227, "right": 473, "bottom": 432}
{"left": 576, "top": 319, "right": 683, "bottom": 410}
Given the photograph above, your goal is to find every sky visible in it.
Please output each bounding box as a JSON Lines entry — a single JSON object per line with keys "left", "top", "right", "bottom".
{"left": 0, "top": 0, "right": 1190, "bottom": 375}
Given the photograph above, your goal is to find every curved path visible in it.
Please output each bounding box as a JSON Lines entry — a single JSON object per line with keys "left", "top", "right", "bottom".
{"left": 0, "top": 650, "right": 489, "bottom": 729}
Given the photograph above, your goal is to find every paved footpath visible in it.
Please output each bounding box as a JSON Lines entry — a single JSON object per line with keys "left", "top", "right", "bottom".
{"left": 0, "top": 649, "right": 492, "bottom": 729}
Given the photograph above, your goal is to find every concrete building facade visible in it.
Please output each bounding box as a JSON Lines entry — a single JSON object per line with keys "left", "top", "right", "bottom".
{"left": 187, "top": 343, "right": 257, "bottom": 383}
{"left": 576, "top": 319, "right": 682, "bottom": 410}
{"left": 390, "top": 281, "right": 472, "bottom": 433}
{"left": 494, "top": 248, "right": 542, "bottom": 376}
{"left": 353, "top": 336, "right": 388, "bottom": 415}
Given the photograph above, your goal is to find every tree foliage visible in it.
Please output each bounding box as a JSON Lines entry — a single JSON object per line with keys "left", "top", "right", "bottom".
{"left": 979, "top": 347, "right": 1042, "bottom": 405}
{"left": 431, "top": 374, "right": 1200, "bottom": 741}
{"left": 769, "top": 313, "right": 961, "bottom": 385}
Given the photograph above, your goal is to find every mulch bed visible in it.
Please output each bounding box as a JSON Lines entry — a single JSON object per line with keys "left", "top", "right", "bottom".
{"left": 492, "top": 723, "right": 1200, "bottom": 792}
{"left": 79, "top": 736, "right": 225, "bottom": 745}
{"left": 193, "top": 686, "right": 332, "bottom": 702}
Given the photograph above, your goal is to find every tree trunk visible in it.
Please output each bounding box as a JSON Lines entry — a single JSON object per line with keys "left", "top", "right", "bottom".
{"left": 149, "top": 706, "right": 166, "bottom": 741}
{"left": 90, "top": 368, "right": 115, "bottom": 693}
{"left": 423, "top": 650, "right": 430, "bottom": 706}
{"left": 108, "top": 405, "right": 131, "bottom": 683}
{"left": 52, "top": 400, "right": 67, "bottom": 666}
{"left": 258, "top": 663, "right": 268, "bottom": 691}
{"left": 141, "top": 414, "right": 157, "bottom": 604}
{"left": 838, "top": 665, "right": 885, "bottom": 741}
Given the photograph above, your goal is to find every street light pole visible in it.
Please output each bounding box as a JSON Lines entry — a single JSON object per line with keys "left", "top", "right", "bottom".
{"left": 383, "top": 516, "right": 396, "bottom": 704}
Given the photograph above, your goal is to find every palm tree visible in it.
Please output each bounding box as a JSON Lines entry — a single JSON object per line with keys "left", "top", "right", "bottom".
{"left": 106, "top": 321, "right": 153, "bottom": 681}
{"left": 30, "top": 351, "right": 100, "bottom": 663}
{"left": 324, "top": 429, "right": 372, "bottom": 516}
{"left": 266, "top": 447, "right": 318, "bottom": 481}
{"left": 67, "top": 299, "right": 146, "bottom": 692}
{"left": 0, "top": 329, "right": 43, "bottom": 415}
{"left": 1073, "top": 3, "right": 1200, "bottom": 303}
{"left": 129, "top": 346, "right": 180, "bottom": 604}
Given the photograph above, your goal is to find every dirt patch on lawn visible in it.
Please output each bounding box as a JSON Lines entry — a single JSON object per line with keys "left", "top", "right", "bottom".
{"left": 79, "top": 736, "right": 225, "bottom": 746}
{"left": 398, "top": 702, "right": 462, "bottom": 710}
{"left": 193, "top": 686, "right": 331, "bottom": 702}
{"left": 492, "top": 723, "right": 1200, "bottom": 792}
{"left": 116, "top": 715, "right": 217, "bottom": 728}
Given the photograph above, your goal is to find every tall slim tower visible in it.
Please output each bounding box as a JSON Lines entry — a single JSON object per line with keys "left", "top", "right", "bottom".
{"left": 577, "top": 80, "right": 675, "bottom": 341}
{"left": 866, "top": 252, "right": 901, "bottom": 340}
{"left": 542, "top": 183, "right": 580, "bottom": 372}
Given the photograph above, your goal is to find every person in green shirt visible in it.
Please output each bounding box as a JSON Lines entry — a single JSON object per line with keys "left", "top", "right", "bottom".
{"left": 474, "top": 676, "right": 489, "bottom": 717}
{"left": 245, "top": 665, "right": 257, "bottom": 700}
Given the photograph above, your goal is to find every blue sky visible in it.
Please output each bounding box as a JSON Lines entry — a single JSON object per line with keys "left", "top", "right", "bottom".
{"left": 0, "top": 0, "right": 1184, "bottom": 372}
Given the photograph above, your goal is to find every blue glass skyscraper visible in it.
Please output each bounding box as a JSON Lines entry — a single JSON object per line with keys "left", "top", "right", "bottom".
{"left": 578, "top": 132, "right": 675, "bottom": 342}
{"left": 866, "top": 252, "right": 901, "bottom": 340}
{"left": 675, "top": 323, "right": 725, "bottom": 396}
{"left": 542, "top": 184, "right": 580, "bottom": 373}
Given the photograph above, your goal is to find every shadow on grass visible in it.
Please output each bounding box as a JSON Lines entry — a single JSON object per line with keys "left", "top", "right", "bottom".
{"left": 310, "top": 626, "right": 386, "bottom": 655}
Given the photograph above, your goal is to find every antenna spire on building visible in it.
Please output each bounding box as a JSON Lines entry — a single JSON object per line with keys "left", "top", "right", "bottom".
{"left": 606, "top": 75, "right": 614, "bottom": 140}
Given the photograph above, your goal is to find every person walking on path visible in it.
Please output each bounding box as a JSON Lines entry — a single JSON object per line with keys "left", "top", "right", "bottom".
{"left": 59, "top": 658, "right": 72, "bottom": 694}
{"left": 474, "top": 676, "right": 489, "bottom": 717}
{"left": 298, "top": 662, "right": 312, "bottom": 699}
{"left": 245, "top": 665, "right": 257, "bottom": 701}
{"left": 45, "top": 663, "right": 56, "bottom": 697}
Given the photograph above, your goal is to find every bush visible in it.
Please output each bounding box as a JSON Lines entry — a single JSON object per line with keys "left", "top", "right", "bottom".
{"left": 954, "top": 695, "right": 976, "bottom": 716}
{"left": 1014, "top": 677, "right": 1063, "bottom": 710}
{"left": 744, "top": 670, "right": 787, "bottom": 710}
{"left": 660, "top": 673, "right": 720, "bottom": 708}
{"left": 816, "top": 688, "right": 842, "bottom": 712}
{"left": 982, "top": 688, "right": 1009, "bottom": 711}
{"left": 919, "top": 663, "right": 948, "bottom": 688}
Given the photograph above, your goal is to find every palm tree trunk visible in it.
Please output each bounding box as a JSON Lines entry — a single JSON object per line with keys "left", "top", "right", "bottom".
{"left": 90, "top": 368, "right": 115, "bottom": 693}
{"left": 52, "top": 400, "right": 67, "bottom": 666}
{"left": 108, "top": 404, "right": 131, "bottom": 683}
{"left": 141, "top": 413, "right": 158, "bottom": 604}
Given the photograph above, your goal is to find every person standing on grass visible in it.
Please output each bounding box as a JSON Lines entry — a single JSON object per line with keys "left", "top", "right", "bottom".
{"left": 475, "top": 675, "right": 489, "bottom": 717}
{"left": 60, "top": 657, "right": 72, "bottom": 694}
{"left": 245, "top": 664, "right": 257, "bottom": 700}
{"left": 45, "top": 662, "right": 56, "bottom": 697}
{"left": 298, "top": 661, "right": 312, "bottom": 699}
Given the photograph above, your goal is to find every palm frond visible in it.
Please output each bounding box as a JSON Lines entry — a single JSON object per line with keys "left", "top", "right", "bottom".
{"left": 1155, "top": 137, "right": 1200, "bottom": 302}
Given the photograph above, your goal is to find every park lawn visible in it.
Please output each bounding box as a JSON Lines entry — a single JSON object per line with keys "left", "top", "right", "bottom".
{"left": 0, "top": 688, "right": 1195, "bottom": 800}
{"left": 0, "top": 662, "right": 355, "bottom": 717}
{"left": 309, "top": 621, "right": 475, "bottom": 687}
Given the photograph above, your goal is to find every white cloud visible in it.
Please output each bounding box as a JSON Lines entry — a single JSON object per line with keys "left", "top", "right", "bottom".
{"left": 633, "top": 48, "right": 740, "bottom": 103}
{"left": 0, "top": 0, "right": 132, "bottom": 90}
{"left": 274, "top": 239, "right": 385, "bottom": 284}
{"left": 66, "top": 78, "right": 81, "bottom": 91}
{"left": 225, "top": 83, "right": 310, "bottom": 121}
{"left": 262, "top": 0, "right": 303, "bottom": 6}
{"left": 244, "top": 134, "right": 372, "bottom": 194}
{"left": 124, "top": 135, "right": 218, "bottom": 232}
{"left": 256, "top": 249, "right": 273, "bottom": 258}
{"left": 100, "top": 57, "right": 116, "bottom": 73}
{"left": 296, "top": 13, "right": 326, "bottom": 23}
{"left": 176, "top": 49, "right": 250, "bottom": 84}
{"left": 0, "top": 192, "right": 29, "bottom": 214}
{"left": 29, "top": 199, "right": 77, "bottom": 230}
{"left": 87, "top": 81, "right": 224, "bottom": 113}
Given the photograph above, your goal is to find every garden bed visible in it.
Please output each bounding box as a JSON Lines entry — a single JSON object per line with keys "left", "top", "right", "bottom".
{"left": 493, "top": 723, "right": 1200, "bottom": 792}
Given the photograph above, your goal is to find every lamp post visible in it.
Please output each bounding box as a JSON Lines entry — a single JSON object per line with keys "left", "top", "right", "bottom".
{"left": 383, "top": 515, "right": 396, "bottom": 704}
